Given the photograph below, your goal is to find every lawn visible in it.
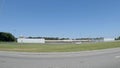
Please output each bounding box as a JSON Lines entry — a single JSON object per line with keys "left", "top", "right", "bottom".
{"left": 0, "top": 41, "right": 120, "bottom": 52}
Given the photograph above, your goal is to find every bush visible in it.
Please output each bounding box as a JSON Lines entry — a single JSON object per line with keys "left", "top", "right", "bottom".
{"left": 0, "top": 32, "right": 16, "bottom": 42}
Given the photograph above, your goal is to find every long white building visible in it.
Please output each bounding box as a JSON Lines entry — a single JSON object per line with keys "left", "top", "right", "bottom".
{"left": 104, "top": 38, "right": 115, "bottom": 42}
{"left": 17, "top": 38, "right": 45, "bottom": 43}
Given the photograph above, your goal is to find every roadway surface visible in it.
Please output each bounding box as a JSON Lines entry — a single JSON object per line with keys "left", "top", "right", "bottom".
{"left": 0, "top": 48, "right": 120, "bottom": 68}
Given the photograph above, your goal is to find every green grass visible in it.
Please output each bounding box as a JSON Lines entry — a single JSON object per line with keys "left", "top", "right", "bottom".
{"left": 0, "top": 41, "right": 120, "bottom": 52}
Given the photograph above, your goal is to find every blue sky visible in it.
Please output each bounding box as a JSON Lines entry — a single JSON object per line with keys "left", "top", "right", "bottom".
{"left": 0, "top": 0, "right": 120, "bottom": 38}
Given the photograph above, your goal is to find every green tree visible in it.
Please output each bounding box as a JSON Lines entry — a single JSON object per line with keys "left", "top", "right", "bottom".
{"left": 0, "top": 32, "right": 16, "bottom": 42}
{"left": 115, "top": 36, "right": 120, "bottom": 40}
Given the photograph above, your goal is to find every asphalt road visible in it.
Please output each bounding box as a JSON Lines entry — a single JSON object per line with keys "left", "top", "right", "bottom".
{"left": 0, "top": 48, "right": 120, "bottom": 68}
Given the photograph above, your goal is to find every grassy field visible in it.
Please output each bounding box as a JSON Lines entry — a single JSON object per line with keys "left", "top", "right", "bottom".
{"left": 0, "top": 41, "right": 120, "bottom": 52}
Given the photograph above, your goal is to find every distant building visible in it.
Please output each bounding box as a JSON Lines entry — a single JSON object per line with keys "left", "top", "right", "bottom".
{"left": 17, "top": 37, "right": 45, "bottom": 43}
{"left": 17, "top": 36, "right": 114, "bottom": 44}
{"left": 104, "top": 38, "right": 115, "bottom": 42}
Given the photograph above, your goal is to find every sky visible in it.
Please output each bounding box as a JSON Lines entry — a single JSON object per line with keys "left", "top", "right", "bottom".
{"left": 0, "top": 0, "right": 120, "bottom": 38}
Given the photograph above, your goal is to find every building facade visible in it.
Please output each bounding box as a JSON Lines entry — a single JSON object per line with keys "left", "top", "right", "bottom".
{"left": 17, "top": 38, "right": 45, "bottom": 43}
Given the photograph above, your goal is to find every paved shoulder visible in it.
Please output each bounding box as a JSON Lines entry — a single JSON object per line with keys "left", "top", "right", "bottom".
{"left": 0, "top": 48, "right": 120, "bottom": 58}
{"left": 0, "top": 48, "right": 120, "bottom": 68}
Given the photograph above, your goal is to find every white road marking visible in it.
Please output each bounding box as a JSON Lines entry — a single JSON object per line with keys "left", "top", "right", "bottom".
{"left": 115, "top": 56, "right": 120, "bottom": 59}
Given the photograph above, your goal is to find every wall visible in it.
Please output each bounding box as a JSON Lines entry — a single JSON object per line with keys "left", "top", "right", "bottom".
{"left": 104, "top": 38, "right": 115, "bottom": 42}
{"left": 17, "top": 38, "right": 45, "bottom": 43}
{"left": 45, "top": 40, "right": 91, "bottom": 44}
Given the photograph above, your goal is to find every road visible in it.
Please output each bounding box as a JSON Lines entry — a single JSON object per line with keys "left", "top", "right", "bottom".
{"left": 0, "top": 48, "right": 120, "bottom": 68}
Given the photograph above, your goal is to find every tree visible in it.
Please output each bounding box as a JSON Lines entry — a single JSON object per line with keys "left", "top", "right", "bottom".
{"left": 115, "top": 36, "right": 120, "bottom": 40}
{"left": 59, "top": 38, "right": 69, "bottom": 40}
{"left": 0, "top": 32, "right": 16, "bottom": 42}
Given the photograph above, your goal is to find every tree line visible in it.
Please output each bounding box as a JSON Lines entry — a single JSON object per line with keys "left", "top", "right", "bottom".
{"left": 115, "top": 36, "right": 120, "bottom": 40}
{"left": 27, "top": 37, "right": 70, "bottom": 40}
{"left": 1, "top": 32, "right": 120, "bottom": 42}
